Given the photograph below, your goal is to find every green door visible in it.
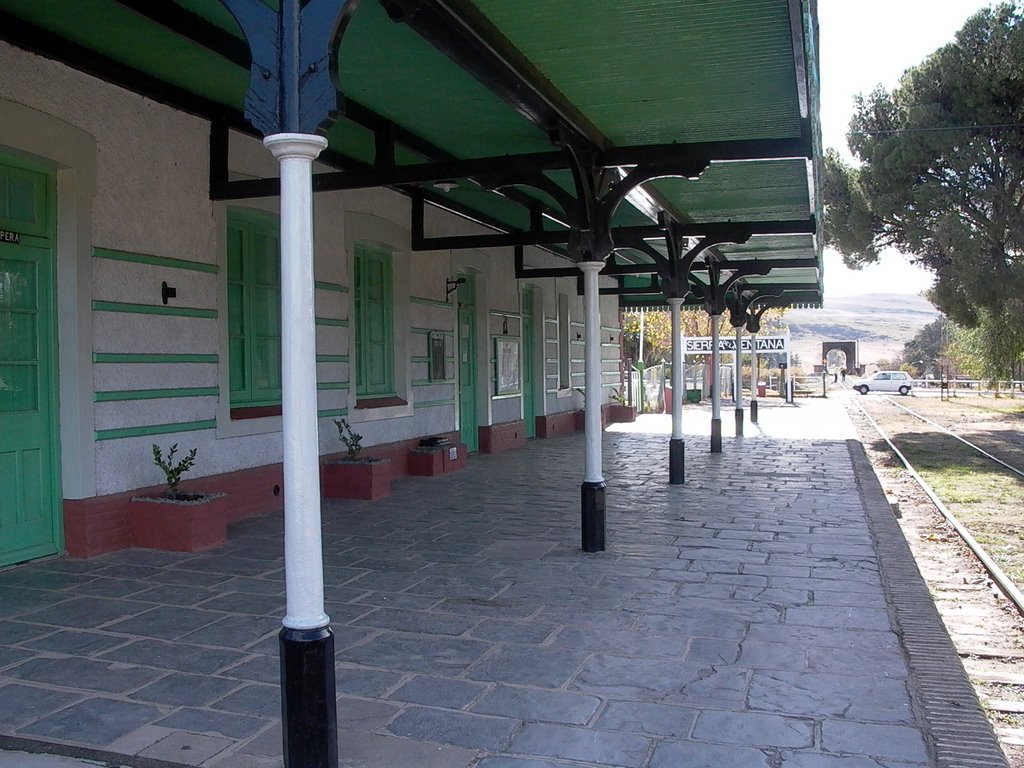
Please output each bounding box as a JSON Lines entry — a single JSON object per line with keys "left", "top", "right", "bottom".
{"left": 521, "top": 287, "right": 536, "bottom": 438}
{"left": 457, "top": 275, "right": 478, "bottom": 452}
{"left": 0, "top": 157, "right": 60, "bottom": 567}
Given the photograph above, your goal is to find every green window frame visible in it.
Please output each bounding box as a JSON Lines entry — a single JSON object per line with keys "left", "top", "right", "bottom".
{"left": 354, "top": 242, "right": 395, "bottom": 398}
{"left": 227, "top": 210, "right": 282, "bottom": 409}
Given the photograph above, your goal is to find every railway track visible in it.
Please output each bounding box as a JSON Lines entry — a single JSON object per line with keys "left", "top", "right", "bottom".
{"left": 843, "top": 390, "right": 1024, "bottom": 762}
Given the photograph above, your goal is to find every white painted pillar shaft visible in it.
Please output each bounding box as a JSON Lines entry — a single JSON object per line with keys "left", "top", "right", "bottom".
{"left": 750, "top": 333, "right": 759, "bottom": 405}
{"left": 669, "top": 298, "right": 684, "bottom": 440}
{"left": 264, "top": 133, "right": 330, "bottom": 631}
{"left": 786, "top": 336, "right": 793, "bottom": 402}
{"left": 734, "top": 326, "right": 743, "bottom": 408}
{"left": 581, "top": 262, "right": 604, "bottom": 484}
{"left": 711, "top": 315, "right": 721, "bottom": 421}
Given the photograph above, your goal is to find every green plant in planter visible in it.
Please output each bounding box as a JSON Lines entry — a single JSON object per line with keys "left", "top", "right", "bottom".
{"left": 610, "top": 388, "right": 628, "bottom": 405}
{"left": 152, "top": 443, "right": 198, "bottom": 499}
{"left": 334, "top": 418, "right": 363, "bottom": 460}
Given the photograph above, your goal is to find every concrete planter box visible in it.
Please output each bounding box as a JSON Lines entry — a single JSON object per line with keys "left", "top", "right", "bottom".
{"left": 322, "top": 457, "right": 392, "bottom": 500}
{"left": 608, "top": 404, "right": 636, "bottom": 423}
{"left": 128, "top": 493, "right": 228, "bottom": 552}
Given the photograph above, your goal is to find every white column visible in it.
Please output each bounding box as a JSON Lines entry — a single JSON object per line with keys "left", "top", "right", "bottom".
{"left": 750, "top": 333, "right": 759, "bottom": 406}
{"left": 669, "top": 298, "right": 684, "bottom": 440}
{"left": 734, "top": 326, "right": 743, "bottom": 408}
{"left": 785, "top": 331, "right": 793, "bottom": 403}
{"left": 711, "top": 315, "right": 721, "bottom": 421}
{"left": 581, "top": 262, "right": 604, "bottom": 484}
{"left": 264, "top": 133, "right": 330, "bottom": 631}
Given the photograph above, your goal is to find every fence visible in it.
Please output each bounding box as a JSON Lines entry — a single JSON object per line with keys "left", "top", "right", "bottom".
{"left": 913, "top": 379, "right": 1024, "bottom": 397}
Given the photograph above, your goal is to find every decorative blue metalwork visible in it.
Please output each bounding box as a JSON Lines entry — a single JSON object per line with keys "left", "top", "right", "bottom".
{"left": 218, "top": 0, "right": 360, "bottom": 137}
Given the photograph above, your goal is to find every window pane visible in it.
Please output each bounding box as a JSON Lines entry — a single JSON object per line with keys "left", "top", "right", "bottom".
{"left": 354, "top": 245, "right": 394, "bottom": 396}
{"left": 253, "top": 286, "right": 281, "bottom": 335}
{"left": 253, "top": 338, "right": 282, "bottom": 391}
{"left": 229, "top": 338, "right": 247, "bottom": 394}
{"left": 228, "top": 283, "right": 244, "bottom": 337}
{"left": 227, "top": 227, "right": 244, "bottom": 281}
{"left": 8, "top": 175, "right": 39, "bottom": 225}
{"left": 254, "top": 233, "right": 279, "bottom": 284}
{"left": 0, "top": 312, "right": 36, "bottom": 362}
{"left": 228, "top": 212, "right": 281, "bottom": 408}
{"left": 0, "top": 363, "right": 38, "bottom": 413}
{"left": 0, "top": 258, "right": 36, "bottom": 310}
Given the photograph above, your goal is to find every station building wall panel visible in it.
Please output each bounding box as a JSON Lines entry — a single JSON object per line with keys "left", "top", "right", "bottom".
{"left": 0, "top": 41, "right": 624, "bottom": 544}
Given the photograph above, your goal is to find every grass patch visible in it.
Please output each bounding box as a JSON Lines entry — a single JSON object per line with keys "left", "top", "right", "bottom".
{"left": 890, "top": 428, "right": 1024, "bottom": 587}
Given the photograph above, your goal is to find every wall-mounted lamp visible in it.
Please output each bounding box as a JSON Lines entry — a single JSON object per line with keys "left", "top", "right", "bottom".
{"left": 576, "top": 331, "right": 582, "bottom": 340}
{"left": 434, "top": 180, "right": 458, "bottom": 193}
{"left": 502, "top": 317, "right": 509, "bottom": 335}
{"left": 161, "top": 281, "right": 177, "bottom": 305}
{"left": 446, "top": 277, "right": 466, "bottom": 302}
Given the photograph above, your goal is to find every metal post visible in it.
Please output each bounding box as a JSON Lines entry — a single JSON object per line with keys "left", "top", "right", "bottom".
{"left": 733, "top": 325, "right": 744, "bottom": 437}
{"left": 580, "top": 261, "right": 605, "bottom": 552}
{"left": 264, "top": 133, "right": 337, "bottom": 768}
{"left": 750, "top": 333, "right": 759, "bottom": 423}
{"left": 668, "top": 298, "right": 684, "bottom": 483}
{"left": 710, "top": 314, "right": 722, "bottom": 453}
{"left": 785, "top": 331, "right": 793, "bottom": 404}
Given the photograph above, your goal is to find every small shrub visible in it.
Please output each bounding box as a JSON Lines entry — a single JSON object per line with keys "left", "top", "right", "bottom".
{"left": 334, "top": 418, "right": 363, "bottom": 460}
{"left": 152, "top": 443, "right": 198, "bottom": 498}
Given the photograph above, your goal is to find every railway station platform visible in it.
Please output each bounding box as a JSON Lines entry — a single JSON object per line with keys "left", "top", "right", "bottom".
{"left": 0, "top": 397, "right": 1008, "bottom": 768}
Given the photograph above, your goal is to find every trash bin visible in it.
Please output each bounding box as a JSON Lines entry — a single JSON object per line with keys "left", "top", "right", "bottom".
{"left": 757, "top": 382, "right": 766, "bottom": 397}
{"left": 686, "top": 388, "right": 701, "bottom": 404}
{"left": 663, "top": 385, "right": 672, "bottom": 414}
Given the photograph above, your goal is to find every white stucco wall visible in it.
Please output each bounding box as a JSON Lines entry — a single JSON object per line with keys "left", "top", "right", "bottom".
{"left": 0, "top": 41, "right": 622, "bottom": 498}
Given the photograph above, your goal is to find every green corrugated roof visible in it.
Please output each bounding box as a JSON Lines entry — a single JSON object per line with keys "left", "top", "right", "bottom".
{"left": 655, "top": 160, "right": 811, "bottom": 223}
{"left": 0, "top": 0, "right": 824, "bottom": 305}
{"left": 470, "top": 0, "right": 803, "bottom": 144}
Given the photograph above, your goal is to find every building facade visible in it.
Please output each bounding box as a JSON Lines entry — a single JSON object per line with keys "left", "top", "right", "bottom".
{"left": 0, "top": 40, "right": 625, "bottom": 567}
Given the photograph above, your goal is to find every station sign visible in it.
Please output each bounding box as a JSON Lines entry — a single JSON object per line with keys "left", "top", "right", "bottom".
{"left": 684, "top": 335, "right": 788, "bottom": 354}
{"left": 0, "top": 229, "right": 22, "bottom": 244}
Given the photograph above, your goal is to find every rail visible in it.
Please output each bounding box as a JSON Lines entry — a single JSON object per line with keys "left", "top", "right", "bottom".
{"left": 849, "top": 396, "right": 1024, "bottom": 617}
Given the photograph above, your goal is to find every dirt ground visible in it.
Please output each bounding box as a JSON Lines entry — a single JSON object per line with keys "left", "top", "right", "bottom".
{"left": 844, "top": 392, "right": 1024, "bottom": 766}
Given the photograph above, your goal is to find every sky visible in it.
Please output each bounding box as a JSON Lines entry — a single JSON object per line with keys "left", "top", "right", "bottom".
{"left": 817, "top": 0, "right": 994, "bottom": 299}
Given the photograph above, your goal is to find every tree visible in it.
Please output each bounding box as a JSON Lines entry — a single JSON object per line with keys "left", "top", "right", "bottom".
{"left": 901, "top": 317, "right": 949, "bottom": 377}
{"left": 946, "top": 304, "right": 1024, "bottom": 380}
{"left": 824, "top": 4, "right": 1024, "bottom": 331}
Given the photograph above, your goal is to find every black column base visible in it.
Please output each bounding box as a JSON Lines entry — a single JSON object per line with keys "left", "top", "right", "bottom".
{"left": 669, "top": 438, "right": 685, "bottom": 484}
{"left": 734, "top": 408, "right": 744, "bottom": 437}
{"left": 281, "top": 626, "right": 337, "bottom": 768}
{"left": 710, "top": 418, "right": 722, "bottom": 453}
{"left": 750, "top": 399, "right": 758, "bottom": 423}
{"left": 581, "top": 481, "right": 606, "bottom": 553}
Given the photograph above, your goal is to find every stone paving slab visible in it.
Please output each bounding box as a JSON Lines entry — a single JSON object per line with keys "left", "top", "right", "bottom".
{"left": 0, "top": 398, "right": 1007, "bottom": 767}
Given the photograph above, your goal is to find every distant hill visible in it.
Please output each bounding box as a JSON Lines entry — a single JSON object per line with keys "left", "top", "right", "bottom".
{"left": 784, "top": 293, "right": 939, "bottom": 370}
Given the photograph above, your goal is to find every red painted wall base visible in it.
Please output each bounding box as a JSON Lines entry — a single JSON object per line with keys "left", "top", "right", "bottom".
{"left": 535, "top": 410, "right": 582, "bottom": 438}
{"left": 408, "top": 443, "right": 468, "bottom": 476}
{"left": 478, "top": 421, "right": 527, "bottom": 454}
{"left": 63, "top": 430, "right": 463, "bottom": 558}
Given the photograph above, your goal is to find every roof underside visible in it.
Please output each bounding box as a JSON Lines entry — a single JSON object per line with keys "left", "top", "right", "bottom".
{"left": 0, "top": 0, "right": 824, "bottom": 309}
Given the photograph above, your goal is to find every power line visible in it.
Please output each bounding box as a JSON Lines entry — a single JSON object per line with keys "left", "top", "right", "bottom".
{"left": 851, "top": 122, "right": 1024, "bottom": 137}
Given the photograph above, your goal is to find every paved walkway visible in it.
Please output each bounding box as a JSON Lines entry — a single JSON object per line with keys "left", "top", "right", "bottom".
{"left": 0, "top": 398, "right": 1006, "bottom": 767}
